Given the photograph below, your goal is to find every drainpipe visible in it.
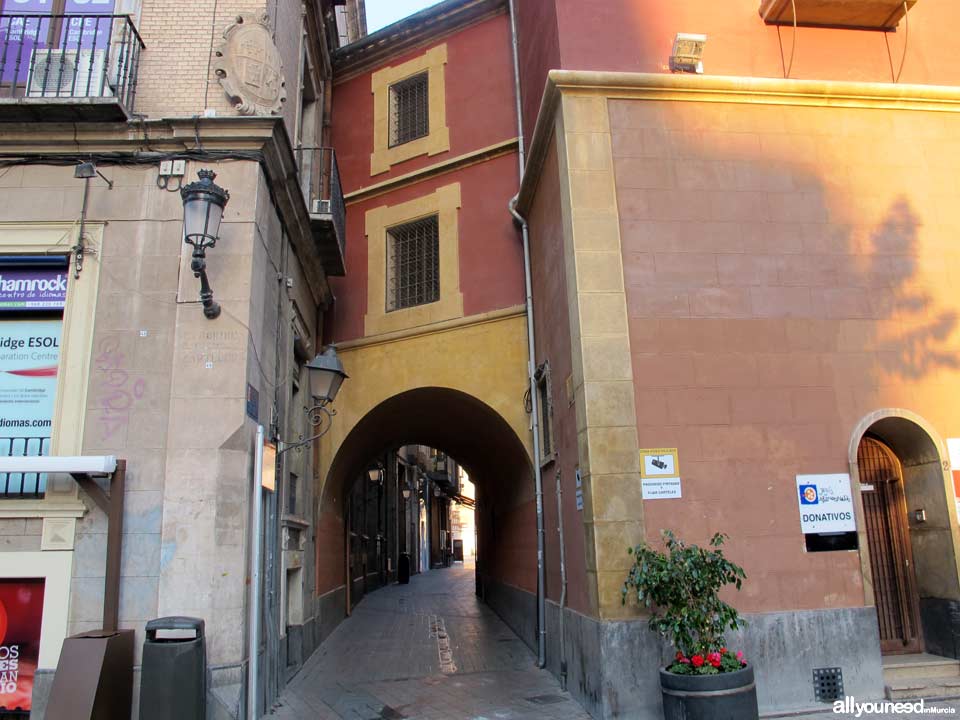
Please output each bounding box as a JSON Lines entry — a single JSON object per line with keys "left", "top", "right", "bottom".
{"left": 507, "top": 0, "right": 546, "bottom": 670}
{"left": 556, "top": 469, "right": 568, "bottom": 689}
{"left": 248, "top": 425, "right": 266, "bottom": 720}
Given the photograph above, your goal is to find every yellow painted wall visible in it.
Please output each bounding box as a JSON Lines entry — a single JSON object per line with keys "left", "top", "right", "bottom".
{"left": 316, "top": 311, "right": 531, "bottom": 500}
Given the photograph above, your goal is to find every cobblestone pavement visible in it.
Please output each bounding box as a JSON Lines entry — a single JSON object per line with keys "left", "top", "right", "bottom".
{"left": 268, "top": 562, "right": 591, "bottom": 720}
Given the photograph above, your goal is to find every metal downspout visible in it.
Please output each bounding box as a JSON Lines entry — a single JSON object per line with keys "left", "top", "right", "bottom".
{"left": 248, "top": 426, "right": 266, "bottom": 720}
{"left": 556, "top": 469, "right": 568, "bottom": 689}
{"left": 508, "top": 0, "right": 546, "bottom": 670}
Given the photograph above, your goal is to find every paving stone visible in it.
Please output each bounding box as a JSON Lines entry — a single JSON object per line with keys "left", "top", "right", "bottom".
{"left": 268, "top": 563, "right": 591, "bottom": 720}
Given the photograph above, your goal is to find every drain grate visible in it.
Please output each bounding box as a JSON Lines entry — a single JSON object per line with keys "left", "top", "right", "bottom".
{"left": 526, "top": 694, "right": 568, "bottom": 705}
{"left": 813, "top": 667, "right": 844, "bottom": 703}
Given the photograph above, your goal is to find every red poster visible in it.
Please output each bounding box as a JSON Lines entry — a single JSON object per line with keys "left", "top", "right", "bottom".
{"left": 0, "top": 579, "right": 44, "bottom": 712}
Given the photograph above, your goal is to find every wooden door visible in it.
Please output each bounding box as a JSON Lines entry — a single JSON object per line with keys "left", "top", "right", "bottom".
{"left": 858, "top": 436, "right": 923, "bottom": 654}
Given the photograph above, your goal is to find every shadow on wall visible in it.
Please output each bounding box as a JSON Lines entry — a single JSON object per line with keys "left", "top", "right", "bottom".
{"left": 611, "top": 98, "right": 960, "bottom": 614}
{"left": 871, "top": 198, "right": 957, "bottom": 378}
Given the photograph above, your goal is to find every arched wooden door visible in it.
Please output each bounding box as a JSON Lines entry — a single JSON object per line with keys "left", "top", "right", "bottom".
{"left": 858, "top": 436, "right": 923, "bottom": 654}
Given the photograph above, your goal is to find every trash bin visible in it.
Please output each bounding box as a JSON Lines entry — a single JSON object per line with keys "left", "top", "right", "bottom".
{"left": 46, "top": 629, "right": 134, "bottom": 720}
{"left": 398, "top": 552, "right": 410, "bottom": 584}
{"left": 139, "top": 617, "right": 206, "bottom": 720}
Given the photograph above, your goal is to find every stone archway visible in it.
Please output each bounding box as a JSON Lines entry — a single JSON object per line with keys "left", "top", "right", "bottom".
{"left": 314, "top": 384, "right": 540, "bottom": 651}
{"left": 849, "top": 410, "right": 960, "bottom": 658}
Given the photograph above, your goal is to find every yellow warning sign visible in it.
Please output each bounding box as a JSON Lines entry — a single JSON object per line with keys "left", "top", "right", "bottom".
{"left": 639, "top": 448, "right": 679, "bottom": 480}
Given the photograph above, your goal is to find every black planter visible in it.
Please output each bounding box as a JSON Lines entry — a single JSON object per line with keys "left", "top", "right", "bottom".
{"left": 660, "top": 664, "right": 759, "bottom": 720}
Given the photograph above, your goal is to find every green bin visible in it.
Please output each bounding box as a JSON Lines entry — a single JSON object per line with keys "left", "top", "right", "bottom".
{"left": 139, "top": 617, "right": 206, "bottom": 720}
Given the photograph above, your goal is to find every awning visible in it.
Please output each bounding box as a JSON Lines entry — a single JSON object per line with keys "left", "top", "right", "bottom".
{"left": 0, "top": 455, "right": 117, "bottom": 477}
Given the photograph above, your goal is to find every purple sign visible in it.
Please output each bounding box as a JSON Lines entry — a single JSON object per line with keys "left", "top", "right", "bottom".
{"left": 0, "top": 268, "right": 67, "bottom": 310}
{"left": 1, "top": 0, "right": 115, "bottom": 85}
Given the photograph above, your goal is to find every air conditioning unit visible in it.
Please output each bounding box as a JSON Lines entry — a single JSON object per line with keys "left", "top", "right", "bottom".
{"left": 27, "top": 49, "right": 113, "bottom": 98}
{"left": 312, "top": 199, "right": 332, "bottom": 215}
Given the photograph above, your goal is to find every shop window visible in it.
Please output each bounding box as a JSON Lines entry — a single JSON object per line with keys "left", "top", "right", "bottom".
{"left": 386, "top": 215, "right": 439, "bottom": 312}
{"left": 0, "top": 256, "right": 68, "bottom": 499}
{"left": 0, "top": 0, "right": 118, "bottom": 86}
{"left": 389, "top": 72, "right": 429, "bottom": 147}
{"left": 535, "top": 361, "right": 555, "bottom": 466}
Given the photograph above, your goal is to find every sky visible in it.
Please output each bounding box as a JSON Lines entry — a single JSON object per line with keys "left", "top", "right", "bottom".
{"left": 365, "top": 0, "right": 445, "bottom": 33}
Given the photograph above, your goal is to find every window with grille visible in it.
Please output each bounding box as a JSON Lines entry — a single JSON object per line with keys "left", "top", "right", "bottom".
{"left": 389, "top": 72, "right": 429, "bottom": 147}
{"left": 386, "top": 215, "right": 440, "bottom": 312}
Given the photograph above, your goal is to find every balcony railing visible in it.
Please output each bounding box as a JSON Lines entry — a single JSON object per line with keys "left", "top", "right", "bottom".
{"left": 0, "top": 14, "right": 144, "bottom": 120}
{"left": 0, "top": 435, "right": 51, "bottom": 499}
{"left": 296, "top": 146, "right": 347, "bottom": 276}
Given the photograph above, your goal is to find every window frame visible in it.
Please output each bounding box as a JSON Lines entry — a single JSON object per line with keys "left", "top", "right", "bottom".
{"left": 363, "top": 183, "right": 463, "bottom": 336}
{"left": 534, "top": 361, "right": 556, "bottom": 467}
{"left": 385, "top": 213, "right": 440, "bottom": 313}
{"left": 388, "top": 71, "right": 429, "bottom": 148}
{"left": 369, "top": 44, "right": 450, "bottom": 176}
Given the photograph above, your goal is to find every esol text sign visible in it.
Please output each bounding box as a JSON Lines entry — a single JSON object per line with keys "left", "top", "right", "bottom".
{"left": 796, "top": 474, "right": 856, "bottom": 534}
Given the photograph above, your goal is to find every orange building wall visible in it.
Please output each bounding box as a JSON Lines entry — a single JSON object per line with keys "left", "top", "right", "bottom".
{"left": 327, "top": 153, "right": 525, "bottom": 343}
{"left": 611, "top": 96, "right": 960, "bottom": 614}
{"left": 517, "top": 1, "right": 960, "bottom": 138}
{"left": 327, "top": 11, "right": 525, "bottom": 344}
{"left": 527, "top": 136, "right": 591, "bottom": 615}
{"left": 332, "top": 12, "right": 518, "bottom": 194}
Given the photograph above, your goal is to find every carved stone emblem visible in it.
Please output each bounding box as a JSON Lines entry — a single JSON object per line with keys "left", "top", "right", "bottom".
{"left": 213, "top": 13, "right": 287, "bottom": 116}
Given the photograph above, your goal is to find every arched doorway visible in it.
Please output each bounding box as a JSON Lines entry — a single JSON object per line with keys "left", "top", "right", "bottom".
{"left": 851, "top": 411, "right": 960, "bottom": 659}
{"left": 857, "top": 436, "right": 922, "bottom": 653}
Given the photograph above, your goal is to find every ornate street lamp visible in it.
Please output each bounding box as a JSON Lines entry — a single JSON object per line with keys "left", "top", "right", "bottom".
{"left": 367, "top": 464, "right": 384, "bottom": 484}
{"left": 181, "top": 169, "right": 230, "bottom": 319}
{"left": 277, "top": 346, "right": 348, "bottom": 454}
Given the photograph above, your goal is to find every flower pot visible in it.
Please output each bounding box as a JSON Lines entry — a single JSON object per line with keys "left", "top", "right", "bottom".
{"left": 659, "top": 664, "right": 758, "bottom": 720}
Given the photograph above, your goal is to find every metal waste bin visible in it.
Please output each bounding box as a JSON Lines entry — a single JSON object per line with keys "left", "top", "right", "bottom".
{"left": 139, "top": 617, "right": 206, "bottom": 720}
{"left": 46, "top": 629, "right": 134, "bottom": 720}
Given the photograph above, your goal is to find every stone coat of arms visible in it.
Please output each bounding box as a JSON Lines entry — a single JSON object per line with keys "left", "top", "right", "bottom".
{"left": 213, "top": 13, "right": 287, "bottom": 116}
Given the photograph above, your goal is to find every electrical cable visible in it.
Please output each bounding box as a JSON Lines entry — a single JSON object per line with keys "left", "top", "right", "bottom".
{"left": 785, "top": 0, "right": 797, "bottom": 79}
{"left": 895, "top": 1, "right": 910, "bottom": 83}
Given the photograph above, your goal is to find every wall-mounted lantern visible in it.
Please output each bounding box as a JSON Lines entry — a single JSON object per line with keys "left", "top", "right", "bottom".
{"left": 181, "top": 169, "right": 230, "bottom": 319}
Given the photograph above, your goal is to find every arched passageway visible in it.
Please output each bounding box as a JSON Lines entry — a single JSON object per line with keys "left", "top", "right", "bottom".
{"left": 284, "top": 388, "right": 587, "bottom": 719}
{"left": 315, "top": 387, "right": 539, "bottom": 645}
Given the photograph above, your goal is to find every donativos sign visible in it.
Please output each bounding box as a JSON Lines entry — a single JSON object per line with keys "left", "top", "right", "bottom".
{"left": 796, "top": 473, "right": 857, "bottom": 534}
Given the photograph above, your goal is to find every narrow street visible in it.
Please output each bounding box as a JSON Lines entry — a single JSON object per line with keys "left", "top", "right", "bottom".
{"left": 268, "top": 562, "right": 590, "bottom": 720}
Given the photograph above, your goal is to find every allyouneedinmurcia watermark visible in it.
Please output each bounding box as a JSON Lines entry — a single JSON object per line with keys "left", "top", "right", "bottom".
{"left": 834, "top": 698, "right": 957, "bottom": 716}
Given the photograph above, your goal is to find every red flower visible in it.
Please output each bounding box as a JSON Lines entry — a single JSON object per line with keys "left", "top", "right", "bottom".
{"left": 707, "top": 651, "right": 722, "bottom": 667}
{"left": 676, "top": 651, "right": 685, "bottom": 661}
{"left": 736, "top": 650, "right": 745, "bottom": 664}
{"left": 691, "top": 655, "right": 704, "bottom": 668}
{"left": 719, "top": 647, "right": 727, "bottom": 654}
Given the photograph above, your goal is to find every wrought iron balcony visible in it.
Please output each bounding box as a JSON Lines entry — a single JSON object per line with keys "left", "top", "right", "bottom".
{"left": 0, "top": 14, "right": 144, "bottom": 121}
{"left": 297, "top": 146, "right": 346, "bottom": 276}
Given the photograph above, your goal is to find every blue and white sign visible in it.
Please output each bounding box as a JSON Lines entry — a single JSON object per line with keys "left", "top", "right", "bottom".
{"left": 796, "top": 473, "right": 856, "bottom": 534}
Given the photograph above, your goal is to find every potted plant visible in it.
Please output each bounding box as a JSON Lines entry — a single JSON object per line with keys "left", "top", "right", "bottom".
{"left": 622, "top": 530, "right": 758, "bottom": 720}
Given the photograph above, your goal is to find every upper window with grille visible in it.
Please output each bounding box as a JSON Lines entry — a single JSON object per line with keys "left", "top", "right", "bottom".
{"left": 386, "top": 215, "right": 439, "bottom": 312}
{"left": 389, "top": 72, "right": 429, "bottom": 147}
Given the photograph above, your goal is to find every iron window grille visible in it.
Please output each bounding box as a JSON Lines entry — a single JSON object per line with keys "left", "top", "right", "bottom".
{"left": 389, "top": 72, "right": 429, "bottom": 147}
{"left": 386, "top": 215, "right": 440, "bottom": 312}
